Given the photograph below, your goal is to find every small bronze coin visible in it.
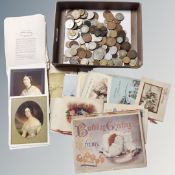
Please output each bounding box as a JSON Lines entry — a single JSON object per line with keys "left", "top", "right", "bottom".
{"left": 109, "top": 30, "right": 117, "bottom": 38}
{"left": 103, "top": 10, "right": 111, "bottom": 18}
{"left": 106, "top": 37, "right": 116, "bottom": 46}
{"left": 98, "top": 37, "right": 107, "bottom": 46}
{"left": 100, "top": 26, "right": 107, "bottom": 31}
{"left": 115, "top": 43, "right": 121, "bottom": 50}
{"left": 105, "top": 13, "right": 114, "bottom": 22}
{"left": 107, "top": 21, "right": 117, "bottom": 30}
{"left": 127, "top": 50, "right": 138, "bottom": 59}
{"left": 100, "top": 59, "right": 108, "bottom": 66}
{"left": 77, "top": 48, "right": 87, "bottom": 58}
{"left": 121, "top": 42, "right": 131, "bottom": 51}
{"left": 89, "top": 25, "right": 97, "bottom": 34}
{"left": 107, "top": 60, "right": 114, "bottom": 66}
{"left": 115, "top": 24, "right": 123, "bottom": 31}
{"left": 85, "top": 50, "right": 92, "bottom": 58}
{"left": 123, "top": 56, "right": 131, "bottom": 64}
{"left": 117, "top": 30, "right": 126, "bottom": 38}
{"left": 84, "top": 20, "right": 91, "bottom": 27}
{"left": 82, "top": 33, "right": 92, "bottom": 43}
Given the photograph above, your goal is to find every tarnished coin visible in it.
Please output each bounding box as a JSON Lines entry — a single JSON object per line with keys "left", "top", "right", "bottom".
{"left": 93, "top": 60, "right": 100, "bottom": 65}
{"left": 118, "top": 50, "right": 127, "bottom": 58}
{"left": 94, "top": 30, "right": 102, "bottom": 37}
{"left": 115, "top": 24, "right": 123, "bottom": 31}
{"left": 100, "top": 59, "right": 108, "bottom": 66}
{"left": 84, "top": 20, "right": 91, "bottom": 27}
{"left": 82, "top": 33, "right": 92, "bottom": 43}
{"left": 123, "top": 56, "right": 131, "bottom": 64}
{"left": 85, "top": 50, "right": 92, "bottom": 58}
{"left": 121, "top": 42, "right": 131, "bottom": 51}
{"left": 65, "top": 19, "right": 75, "bottom": 29}
{"left": 109, "top": 46, "right": 118, "bottom": 54}
{"left": 108, "top": 30, "right": 117, "bottom": 38}
{"left": 116, "top": 36, "right": 124, "bottom": 44}
{"left": 115, "top": 13, "right": 124, "bottom": 21}
{"left": 70, "top": 56, "right": 80, "bottom": 64}
{"left": 106, "top": 37, "right": 116, "bottom": 46}
{"left": 80, "top": 25, "right": 89, "bottom": 33}
{"left": 93, "top": 48, "right": 105, "bottom": 60}
{"left": 77, "top": 48, "right": 87, "bottom": 58}
{"left": 127, "top": 50, "right": 138, "bottom": 59}
{"left": 107, "top": 21, "right": 117, "bottom": 30}
{"left": 98, "top": 37, "right": 107, "bottom": 46}
{"left": 117, "top": 30, "right": 126, "bottom": 38}
{"left": 129, "top": 59, "right": 138, "bottom": 67}
{"left": 87, "top": 11, "right": 95, "bottom": 20}
{"left": 115, "top": 43, "right": 121, "bottom": 50}
{"left": 112, "top": 58, "right": 123, "bottom": 66}
{"left": 71, "top": 10, "right": 81, "bottom": 19}
{"left": 89, "top": 25, "right": 97, "bottom": 33}
{"left": 88, "top": 41, "right": 97, "bottom": 50}
{"left": 104, "top": 53, "right": 112, "bottom": 60}
{"left": 105, "top": 12, "right": 114, "bottom": 22}
{"left": 107, "top": 60, "right": 114, "bottom": 66}
{"left": 80, "top": 58, "right": 89, "bottom": 65}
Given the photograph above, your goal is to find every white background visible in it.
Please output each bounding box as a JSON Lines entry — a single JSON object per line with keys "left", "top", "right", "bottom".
{"left": 0, "top": 0, "right": 175, "bottom": 175}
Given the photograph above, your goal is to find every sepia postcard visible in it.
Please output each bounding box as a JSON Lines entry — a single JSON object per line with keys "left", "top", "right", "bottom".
{"left": 49, "top": 72, "right": 65, "bottom": 98}
{"left": 136, "top": 77, "right": 171, "bottom": 121}
{"left": 108, "top": 75, "right": 140, "bottom": 104}
{"left": 50, "top": 97, "right": 104, "bottom": 134}
{"left": 81, "top": 72, "right": 112, "bottom": 103}
{"left": 104, "top": 103, "right": 148, "bottom": 143}
{"left": 72, "top": 110, "right": 147, "bottom": 173}
{"left": 10, "top": 96, "right": 49, "bottom": 149}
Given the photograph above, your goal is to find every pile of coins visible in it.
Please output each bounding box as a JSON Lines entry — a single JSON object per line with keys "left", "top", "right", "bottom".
{"left": 64, "top": 9, "right": 138, "bottom": 67}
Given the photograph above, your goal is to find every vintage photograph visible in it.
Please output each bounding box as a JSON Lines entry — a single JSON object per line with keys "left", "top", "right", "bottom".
{"left": 81, "top": 72, "right": 112, "bottom": 103}
{"left": 11, "top": 96, "right": 48, "bottom": 146}
{"left": 108, "top": 76, "right": 140, "bottom": 104}
{"left": 139, "top": 83, "right": 162, "bottom": 113}
{"left": 136, "top": 77, "right": 171, "bottom": 121}
{"left": 10, "top": 68, "right": 45, "bottom": 96}
{"left": 50, "top": 97, "right": 104, "bottom": 134}
{"left": 72, "top": 110, "right": 146, "bottom": 173}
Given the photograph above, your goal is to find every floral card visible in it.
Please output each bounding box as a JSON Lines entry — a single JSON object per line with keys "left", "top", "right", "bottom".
{"left": 72, "top": 110, "right": 147, "bottom": 173}
{"left": 135, "top": 77, "right": 170, "bottom": 121}
{"left": 108, "top": 76, "right": 140, "bottom": 104}
{"left": 50, "top": 97, "right": 103, "bottom": 134}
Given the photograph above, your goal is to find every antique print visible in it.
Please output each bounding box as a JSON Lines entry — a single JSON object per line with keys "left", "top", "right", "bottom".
{"left": 108, "top": 76, "right": 140, "bottom": 104}
{"left": 72, "top": 111, "right": 146, "bottom": 173}
{"left": 104, "top": 103, "right": 148, "bottom": 143}
{"left": 49, "top": 72, "right": 65, "bottom": 98}
{"left": 50, "top": 97, "right": 104, "bottom": 134}
{"left": 136, "top": 77, "right": 170, "bottom": 121}
{"left": 81, "top": 72, "right": 112, "bottom": 103}
{"left": 10, "top": 96, "right": 48, "bottom": 148}
{"left": 63, "top": 74, "right": 78, "bottom": 97}
{"left": 10, "top": 68, "right": 45, "bottom": 96}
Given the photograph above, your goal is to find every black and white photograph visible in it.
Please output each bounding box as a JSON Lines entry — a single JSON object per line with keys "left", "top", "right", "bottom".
{"left": 10, "top": 68, "right": 45, "bottom": 96}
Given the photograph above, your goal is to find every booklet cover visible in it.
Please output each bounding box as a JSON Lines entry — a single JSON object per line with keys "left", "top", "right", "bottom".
{"left": 72, "top": 110, "right": 147, "bottom": 173}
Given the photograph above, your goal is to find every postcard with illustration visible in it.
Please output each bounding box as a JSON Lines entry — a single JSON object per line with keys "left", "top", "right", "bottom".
{"left": 136, "top": 77, "right": 170, "bottom": 121}
{"left": 104, "top": 103, "right": 148, "bottom": 143}
{"left": 108, "top": 75, "right": 140, "bottom": 104}
{"left": 10, "top": 96, "right": 49, "bottom": 149}
{"left": 72, "top": 110, "right": 147, "bottom": 173}
{"left": 81, "top": 72, "right": 112, "bottom": 103}
{"left": 49, "top": 72, "right": 65, "bottom": 98}
{"left": 50, "top": 97, "right": 104, "bottom": 134}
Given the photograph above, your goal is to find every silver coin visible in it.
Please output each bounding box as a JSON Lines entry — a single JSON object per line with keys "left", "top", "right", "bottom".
{"left": 78, "top": 36, "right": 85, "bottom": 45}
{"left": 65, "top": 49, "right": 72, "bottom": 57}
{"left": 71, "top": 44, "right": 79, "bottom": 50}
{"left": 94, "top": 36, "right": 103, "bottom": 42}
{"left": 102, "top": 45, "right": 108, "bottom": 50}
{"left": 81, "top": 10, "right": 88, "bottom": 19}
{"left": 80, "top": 25, "right": 89, "bottom": 33}
{"left": 112, "top": 58, "right": 123, "bottom": 66}
{"left": 117, "top": 36, "right": 124, "bottom": 43}
{"left": 71, "top": 10, "right": 81, "bottom": 19}
{"left": 65, "top": 19, "right": 75, "bottom": 29}
{"left": 75, "top": 18, "right": 83, "bottom": 27}
{"left": 70, "top": 48, "right": 77, "bottom": 56}
{"left": 109, "top": 46, "right": 118, "bottom": 54}
{"left": 67, "top": 29, "right": 77, "bottom": 36}
{"left": 70, "top": 56, "right": 80, "bottom": 64}
{"left": 80, "top": 44, "right": 87, "bottom": 50}
{"left": 87, "top": 11, "right": 95, "bottom": 20}
{"left": 90, "top": 19, "right": 98, "bottom": 26}
{"left": 115, "top": 13, "right": 124, "bottom": 21}
{"left": 68, "top": 30, "right": 79, "bottom": 40}
{"left": 80, "top": 58, "right": 89, "bottom": 65}
{"left": 79, "top": 9, "right": 85, "bottom": 16}
{"left": 93, "top": 48, "right": 105, "bottom": 60}
{"left": 104, "top": 53, "right": 112, "bottom": 60}
{"left": 118, "top": 50, "right": 127, "bottom": 58}
{"left": 63, "top": 56, "right": 70, "bottom": 62}
{"left": 87, "top": 42, "right": 97, "bottom": 50}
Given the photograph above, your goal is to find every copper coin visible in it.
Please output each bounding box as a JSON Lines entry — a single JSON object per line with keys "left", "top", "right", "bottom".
{"left": 117, "top": 30, "right": 126, "bottom": 38}
{"left": 103, "top": 10, "right": 111, "bottom": 18}
{"left": 82, "top": 33, "right": 92, "bottom": 43}
{"left": 121, "top": 42, "right": 131, "bottom": 51}
{"left": 115, "top": 43, "right": 121, "bottom": 50}
{"left": 115, "top": 24, "right": 123, "bottom": 31}
{"left": 77, "top": 48, "right": 87, "bottom": 58}
{"left": 107, "top": 21, "right": 117, "bottom": 30}
{"left": 89, "top": 25, "right": 97, "bottom": 34}
{"left": 106, "top": 37, "right": 116, "bottom": 46}
{"left": 98, "top": 37, "right": 107, "bottom": 46}
{"left": 127, "top": 50, "right": 138, "bottom": 59}
{"left": 86, "top": 50, "right": 92, "bottom": 58}
{"left": 105, "top": 12, "right": 114, "bottom": 22}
